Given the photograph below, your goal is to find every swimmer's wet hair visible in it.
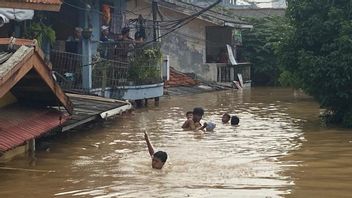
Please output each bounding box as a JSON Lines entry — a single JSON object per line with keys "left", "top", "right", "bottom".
{"left": 223, "top": 113, "right": 230, "bottom": 119}
{"left": 154, "top": 151, "right": 168, "bottom": 162}
{"left": 231, "top": 115, "right": 240, "bottom": 125}
{"left": 193, "top": 107, "right": 204, "bottom": 116}
{"left": 186, "top": 111, "right": 193, "bottom": 115}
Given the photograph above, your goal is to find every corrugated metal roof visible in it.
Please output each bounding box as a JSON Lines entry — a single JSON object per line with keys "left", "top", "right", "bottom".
{"left": 0, "top": 107, "right": 68, "bottom": 152}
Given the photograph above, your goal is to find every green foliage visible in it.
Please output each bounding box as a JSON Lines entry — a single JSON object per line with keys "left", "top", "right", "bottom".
{"left": 242, "top": 16, "right": 292, "bottom": 85}
{"left": 281, "top": 0, "right": 352, "bottom": 127}
{"left": 128, "top": 46, "right": 162, "bottom": 85}
{"left": 26, "top": 22, "right": 56, "bottom": 47}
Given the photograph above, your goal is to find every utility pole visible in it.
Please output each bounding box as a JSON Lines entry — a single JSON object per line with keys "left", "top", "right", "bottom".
{"left": 152, "top": 0, "right": 158, "bottom": 41}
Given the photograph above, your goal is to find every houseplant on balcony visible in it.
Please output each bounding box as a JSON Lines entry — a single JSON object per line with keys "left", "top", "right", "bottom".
{"left": 128, "top": 45, "right": 162, "bottom": 85}
{"left": 26, "top": 21, "right": 56, "bottom": 48}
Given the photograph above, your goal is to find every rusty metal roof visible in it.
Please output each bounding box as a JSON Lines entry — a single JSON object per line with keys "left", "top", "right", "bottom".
{"left": 0, "top": 106, "right": 68, "bottom": 152}
{"left": 0, "top": 0, "right": 62, "bottom": 11}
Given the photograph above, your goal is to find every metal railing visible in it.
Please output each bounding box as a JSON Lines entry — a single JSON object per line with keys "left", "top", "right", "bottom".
{"left": 50, "top": 41, "right": 162, "bottom": 95}
{"left": 217, "top": 63, "right": 251, "bottom": 83}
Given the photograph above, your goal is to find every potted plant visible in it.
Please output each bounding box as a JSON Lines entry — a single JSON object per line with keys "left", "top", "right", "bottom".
{"left": 26, "top": 22, "right": 56, "bottom": 47}
{"left": 128, "top": 45, "right": 162, "bottom": 85}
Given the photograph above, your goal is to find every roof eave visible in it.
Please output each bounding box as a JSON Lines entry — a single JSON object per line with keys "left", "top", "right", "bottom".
{"left": 0, "top": 2, "right": 61, "bottom": 12}
{"left": 224, "top": 22, "right": 253, "bottom": 29}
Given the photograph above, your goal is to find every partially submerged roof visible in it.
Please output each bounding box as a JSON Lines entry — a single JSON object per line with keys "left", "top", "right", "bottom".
{"left": 0, "top": 38, "right": 73, "bottom": 114}
{"left": 0, "top": 105, "right": 69, "bottom": 153}
{"left": 155, "top": 0, "right": 252, "bottom": 29}
{"left": 0, "top": 0, "right": 62, "bottom": 12}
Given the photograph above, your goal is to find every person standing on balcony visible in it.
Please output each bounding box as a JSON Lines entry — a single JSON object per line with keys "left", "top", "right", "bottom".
{"left": 100, "top": 25, "right": 112, "bottom": 42}
{"left": 67, "top": 27, "right": 82, "bottom": 42}
{"left": 66, "top": 27, "right": 82, "bottom": 54}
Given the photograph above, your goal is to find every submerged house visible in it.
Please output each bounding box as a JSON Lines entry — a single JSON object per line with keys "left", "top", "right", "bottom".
{"left": 0, "top": 38, "right": 73, "bottom": 160}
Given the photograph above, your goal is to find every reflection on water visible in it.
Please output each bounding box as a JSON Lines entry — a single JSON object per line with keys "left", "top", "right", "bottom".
{"left": 1, "top": 88, "right": 352, "bottom": 197}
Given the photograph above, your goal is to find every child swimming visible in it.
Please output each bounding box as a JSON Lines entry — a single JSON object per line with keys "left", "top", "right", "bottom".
{"left": 144, "top": 131, "right": 168, "bottom": 169}
{"left": 222, "top": 113, "right": 231, "bottom": 124}
{"left": 181, "top": 111, "right": 193, "bottom": 129}
{"left": 231, "top": 115, "right": 240, "bottom": 126}
{"left": 183, "top": 107, "right": 207, "bottom": 131}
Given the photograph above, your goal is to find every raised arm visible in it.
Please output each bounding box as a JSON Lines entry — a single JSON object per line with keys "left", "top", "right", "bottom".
{"left": 144, "top": 131, "right": 155, "bottom": 157}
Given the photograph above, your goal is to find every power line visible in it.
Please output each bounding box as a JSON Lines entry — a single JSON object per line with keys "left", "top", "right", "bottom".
{"left": 138, "top": 0, "right": 222, "bottom": 48}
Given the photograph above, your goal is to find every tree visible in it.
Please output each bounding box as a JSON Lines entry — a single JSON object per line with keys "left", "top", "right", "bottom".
{"left": 281, "top": 0, "right": 352, "bottom": 127}
{"left": 242, "top": 16, "right": 291, "bottom": 85}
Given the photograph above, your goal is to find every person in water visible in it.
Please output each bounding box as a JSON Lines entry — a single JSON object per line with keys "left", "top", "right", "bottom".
{"left": 144, "top": 131, "right": 168, "bottom": 169}
{"left": 183, "top": 107, "right": 207, "bottom": 131}
{"left": 231, "top": 115, "right": 240, "bottom": 126}
{"left": 222, "top": 113, "right": 231, "bottom": 124}
{"left": 181, "top": 111, "right": 193, "bottom": 129}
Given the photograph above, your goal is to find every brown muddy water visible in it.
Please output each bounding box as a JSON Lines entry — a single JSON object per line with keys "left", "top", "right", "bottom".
{"left": 1, "top": 87, "right": 352, "bottom": 198}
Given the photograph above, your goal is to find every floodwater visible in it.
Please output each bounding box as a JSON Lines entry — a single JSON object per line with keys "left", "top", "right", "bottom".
{"left": 1, "top": 87, "right": 352, "bottom": 198}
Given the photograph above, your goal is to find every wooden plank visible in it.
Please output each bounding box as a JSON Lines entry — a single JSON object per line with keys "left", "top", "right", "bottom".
{"left": 0, "top": 38, "right": 35, "bottom": 46}
{"left": 0, "top": 2, "right": 61, "bottom": 12}
{"left": 32, "top": 53, "right": 73, "bottom": 114}
{"left": 0, "top": 56, "right": 34, "bottom": 98}
{"left": 0, "top": 46, "right": 33, "bottom": 83}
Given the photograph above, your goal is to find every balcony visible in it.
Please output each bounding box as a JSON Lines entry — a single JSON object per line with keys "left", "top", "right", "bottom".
{"left": 50, "top": 41, "right": 164, "bottom": 101}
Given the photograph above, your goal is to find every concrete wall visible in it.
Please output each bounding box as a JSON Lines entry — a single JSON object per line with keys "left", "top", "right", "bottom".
{"left": 126, "top": 0, "right": 212, "bottom": 76}
{"left": 228, "top": 8, "right": 286, "bottom": 18}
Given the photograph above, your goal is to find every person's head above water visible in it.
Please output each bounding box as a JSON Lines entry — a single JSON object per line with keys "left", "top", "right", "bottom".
{"left": 192, "top": 107, "right": 204, "bottom": 122}
{"left": 231, "top": 115, "right": 240, "bottom": 126}
{"left": 222, "top": 113, "right": 231, "bottom": 123}
{"left": 186, "top": 111, "right": 193, "bottom": 120}
{"left": 152, "top": 151, "right": 168, "bottom": 169}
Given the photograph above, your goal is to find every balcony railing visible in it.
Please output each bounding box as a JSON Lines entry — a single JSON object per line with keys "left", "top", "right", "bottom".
{"left": 217, "top": 62, "right": 251, "bottom": 83}
{"left": 50, "top": 41, "right": 162, "bottom": 94}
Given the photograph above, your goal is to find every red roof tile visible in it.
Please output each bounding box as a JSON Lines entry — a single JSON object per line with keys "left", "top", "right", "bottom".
{"left": 165, "top": 67, "right": 198, "bottom": 87}
{"left": 0, "top": 0, "right": 62, "bottom": 11}
{"left": 6, "top": 0, "right": 62, "bottom": 5}
{"left": 0, "top": 107, "right": 69, "bottom": 152}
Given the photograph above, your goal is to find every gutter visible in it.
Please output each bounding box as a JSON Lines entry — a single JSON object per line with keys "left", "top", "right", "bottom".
{"left": 100, "top": 102, "right": 132, "bottom": 119}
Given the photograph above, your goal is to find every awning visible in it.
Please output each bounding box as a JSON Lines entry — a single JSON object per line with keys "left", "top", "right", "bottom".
{"left": 0, "top": 106, "right": 69, "bottom": 152}
{"left": 0, "top": 8, "right": 34, "bottom": 26}
{"left": 0, "top": 0, "right": 62, "bottom": 12}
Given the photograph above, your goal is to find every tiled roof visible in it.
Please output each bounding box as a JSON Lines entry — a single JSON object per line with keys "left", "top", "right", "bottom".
{"left": 0, "top": 0, "right": 62, "bottom": 11}
{"left": 23, "top": 0, "right": 61, "bottom": 4}
{"left": 165, "top": 67, "right": 198, "bottom": 87}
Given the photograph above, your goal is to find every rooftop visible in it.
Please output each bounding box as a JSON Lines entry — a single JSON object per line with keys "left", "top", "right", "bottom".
{"left": 0, "top": 0, "right": 62, "bottom": 11}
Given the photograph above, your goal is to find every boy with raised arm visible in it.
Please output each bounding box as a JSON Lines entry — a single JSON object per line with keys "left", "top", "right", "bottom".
{"left": 144, "top": 131, "right": 168, "bottom": 169}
